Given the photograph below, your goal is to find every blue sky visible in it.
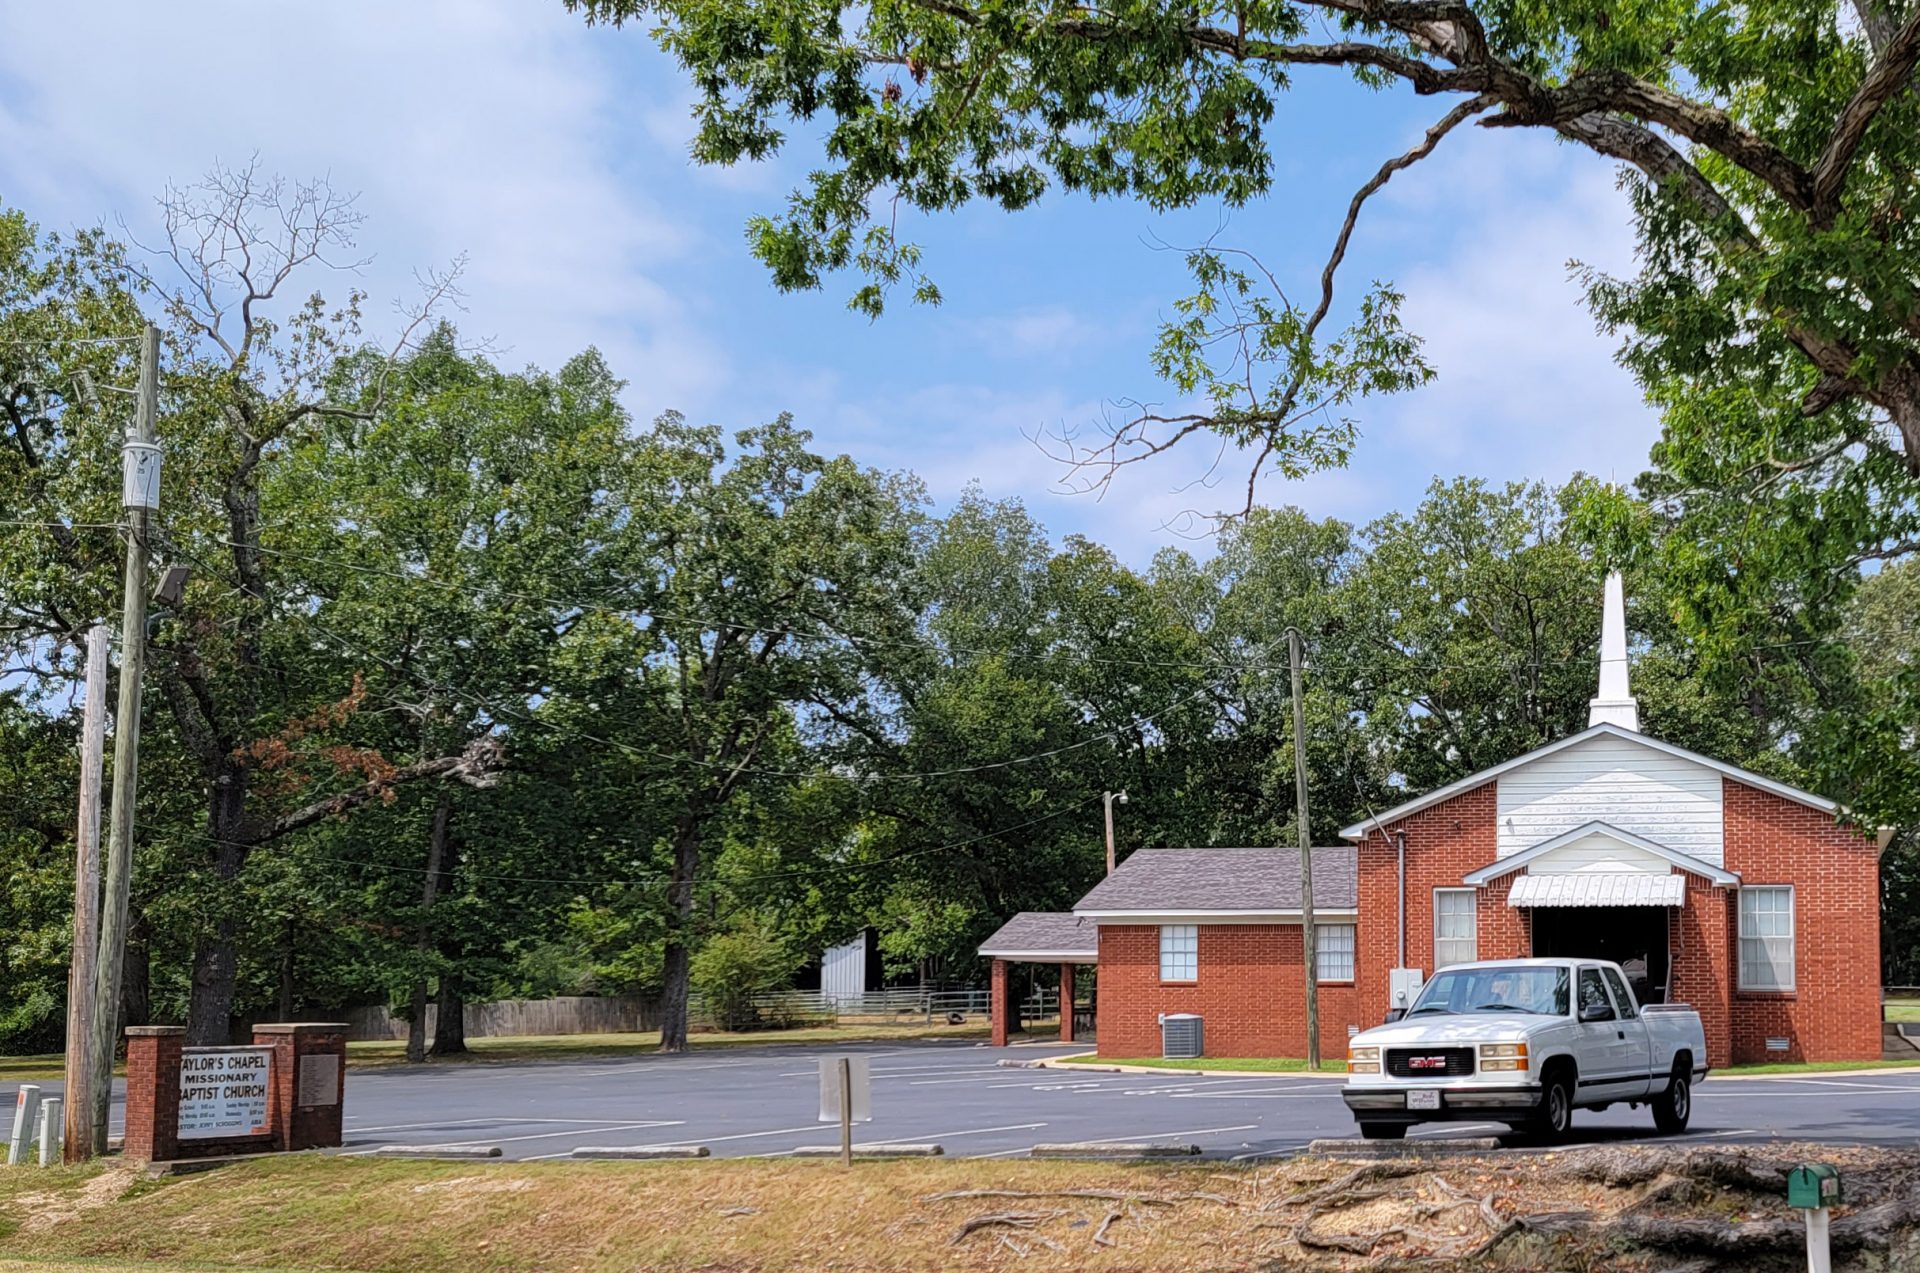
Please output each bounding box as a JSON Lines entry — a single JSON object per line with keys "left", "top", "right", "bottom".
{"left": 0, "top": 0, "right": 1662, "bottom": 563}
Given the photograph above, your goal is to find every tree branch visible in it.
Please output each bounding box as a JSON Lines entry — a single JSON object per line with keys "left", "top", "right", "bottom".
{"left": 255, "top": 736, "right": 505, "bottom": 845}
{"left": 1812, "top": 5, "right": 1920, "bottom": 220}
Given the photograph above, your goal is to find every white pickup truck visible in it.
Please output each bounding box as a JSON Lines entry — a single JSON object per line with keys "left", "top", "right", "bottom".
{"left": 1342, "top": 958, "right": 1708, "bottom": 1141}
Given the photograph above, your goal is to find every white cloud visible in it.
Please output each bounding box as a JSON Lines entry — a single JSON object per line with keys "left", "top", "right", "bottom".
{"left": 1256, "top": 127, "right": 1658, "bottom": 524}
{"left": 0, "top": 0, "right": 725, "bottom": 410}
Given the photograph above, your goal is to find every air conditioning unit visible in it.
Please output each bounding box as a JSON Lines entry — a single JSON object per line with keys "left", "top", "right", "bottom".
{"left": 1160, "top": 1013, "right": 1203, "bottom": 1059}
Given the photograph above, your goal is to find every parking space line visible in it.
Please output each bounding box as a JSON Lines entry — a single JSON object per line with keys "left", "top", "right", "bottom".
{"left": 1408, "top": 1123, "right": 1499, "bottom": 1138}
{"left": 1071, "top": 1123, "right": 1260, "bottom": 1145}
{"left": 344, "top": 1116, "right": 665, "bottom": 1133}
{"left": 857, "top": 1122, "right": 1048, "bottom": 1146}
{"left": 341, "top": 1120, "right": 683, "bottom": 1154}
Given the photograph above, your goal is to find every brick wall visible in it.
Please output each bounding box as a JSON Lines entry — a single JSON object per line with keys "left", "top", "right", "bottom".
{"left": 1722, "top": 780, "right": 1881, "bottom": 1063}
{"left": 1355, "top": 783, "right": 1531, "bottom": 1019}
{"left": 1094, "top": 924, "right": 1356, "bottom": 1058}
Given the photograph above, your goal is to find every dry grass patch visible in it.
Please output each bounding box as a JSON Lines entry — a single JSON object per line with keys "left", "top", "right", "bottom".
{"left": 1, "top": 1144, "right": 1917, "bottom": 1271}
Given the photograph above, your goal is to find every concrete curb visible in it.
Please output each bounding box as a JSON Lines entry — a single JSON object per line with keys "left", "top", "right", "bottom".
{"left": 571, "top": 1146, "right": 710, "bottom": 1160}
{"left": 367, "top": 1144, "right": 504, "bottom": 1159}
{"left": 790, "top": 1144, "right": 944, "bottom": 1158}
{"left": 1711, "top": 1065, "right": 1920, "bottom": 1081}
{"left": 1309, "top": 1137, "right": 1503, "bottom": 1157}
{"left": 1030, "top": 1143, "right": 1200, "bottom": 1159}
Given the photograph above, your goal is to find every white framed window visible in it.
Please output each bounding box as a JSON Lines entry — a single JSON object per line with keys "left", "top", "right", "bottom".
{"left": 1739, "top": 886, "right": 1795, "bottom": 991}
{"left": 1434, "top": 888, "right": 1477, "bottom": 968}
{"left": 1316, "top": 923, "right": 1356, "bottom": 981}
{"left": 1159, "top": 924, "right": 1198, "bottom": 981}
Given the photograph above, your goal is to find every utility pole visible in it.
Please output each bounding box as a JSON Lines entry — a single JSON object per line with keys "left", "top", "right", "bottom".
{"left": 88, "top": 322, "right": 160, "bottom": 1153}
{"left": 1103, "top": 790, "right": 1127, "bottom": 875}
{"left": 61, "top": 625, "right": 110, "bottom": 1162}
{"left": 1286, "top": 627, "right": 1319, "bottom": 1070}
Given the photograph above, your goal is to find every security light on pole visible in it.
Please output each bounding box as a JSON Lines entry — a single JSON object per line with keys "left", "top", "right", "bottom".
{"left": 1104, "top": 790, "right": 1128, "bottom": 876}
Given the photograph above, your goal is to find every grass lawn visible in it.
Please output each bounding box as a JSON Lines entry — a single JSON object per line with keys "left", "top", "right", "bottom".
{"left": 1718, "top": 1057, "right": 1920, "bottom": 1075}
{"left": 1053, "top": 1055, "right": 1346, "bottom": 1073}
{"left": 0, "top": 1023, "right": 999, "bottom": 1084}
{"left": 1885, "top": 1000, "right": 1920, "bottom": 1023}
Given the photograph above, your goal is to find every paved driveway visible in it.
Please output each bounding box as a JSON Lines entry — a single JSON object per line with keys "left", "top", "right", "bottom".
{"left": 327, "top": 1042, "right": 1920, "bottom": 1160}
{"left": 19, "top": 1043, "right": 1920, "bottom": 1161}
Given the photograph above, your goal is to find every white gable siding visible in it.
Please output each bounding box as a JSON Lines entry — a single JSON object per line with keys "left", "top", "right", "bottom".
{"left": 1522, "top": 831, "right": 1671, "bottom": 875}
{"left": 1496, "top": 734, "right": 1724, "bottom": 864}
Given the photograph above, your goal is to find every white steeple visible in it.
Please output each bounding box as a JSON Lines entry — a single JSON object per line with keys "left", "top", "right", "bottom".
{"left": 1588, "top": 570, "right": 1639, "bottom": 731}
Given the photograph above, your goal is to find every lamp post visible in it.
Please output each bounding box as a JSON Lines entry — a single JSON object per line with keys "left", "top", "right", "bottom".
{"left": 1103, "top": 790, "right": 1127, "bottom": 875}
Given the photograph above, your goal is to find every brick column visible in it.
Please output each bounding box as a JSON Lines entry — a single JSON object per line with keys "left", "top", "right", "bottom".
{"left": 252, "top": 1023, "right": 348, "bottom": 1151}
{"left": 990, "top": 959, "right": 1009, "bottom": 1047}
{"left": 1059, "top": 963, "right": 1076, "bottom": 1043}
{"left": 123, "top": 1025, "right": 184, "bottom": 1164}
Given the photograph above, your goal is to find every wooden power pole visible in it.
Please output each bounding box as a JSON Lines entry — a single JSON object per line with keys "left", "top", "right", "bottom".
{"left": 1287, "top": 627, "right": 1319, "bottom": 1070}
{"left": 1103, "top": 789, "right": 1126, "bottom": 875}
{"left": 62, "top": 625, "right": 110, "bottom": 1162}
{"left": 87, "top": 322, "right": 160, "bottom": 1152}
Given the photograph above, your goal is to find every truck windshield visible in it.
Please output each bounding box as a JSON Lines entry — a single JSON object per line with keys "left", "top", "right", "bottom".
{"left": 1408, "top": 966, "right": 1570, "bottom": 1017}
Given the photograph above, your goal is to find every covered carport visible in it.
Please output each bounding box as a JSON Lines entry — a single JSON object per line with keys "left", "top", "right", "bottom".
{"left": 978, "top": 912, "right": 1098, "bottom": 1047}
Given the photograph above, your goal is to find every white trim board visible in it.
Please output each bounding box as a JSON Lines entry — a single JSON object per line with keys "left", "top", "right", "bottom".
{"left": 1461, "top": 820, "right": 1739, "bottom": 887}
{"left": 976, "top": 950, "right": 1099, "bottom": 961}
{"left": 1075, "top": 910, "right": 1361, "bottom": 924}
{"left": 1339, "top": 722, "right": 1836, "bottom": 841}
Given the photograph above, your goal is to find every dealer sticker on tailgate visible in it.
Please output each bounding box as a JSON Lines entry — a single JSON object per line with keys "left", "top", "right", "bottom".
{"left": 1406, "top": 1090, "right": 1441, "bottom": 1110}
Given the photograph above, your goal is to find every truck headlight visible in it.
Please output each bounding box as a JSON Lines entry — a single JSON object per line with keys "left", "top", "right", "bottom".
{"left": 1478, "top": 1042, "right": 1529, "bottom": 1072}
{"left": 1349, "top": 1045, "right": 1380, "bottom": 1075}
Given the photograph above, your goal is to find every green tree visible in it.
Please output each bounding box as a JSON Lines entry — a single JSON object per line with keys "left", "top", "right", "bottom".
{"left": 689, "top": 919, "right": 802, "bottom": 1030}
{"left": 570, "top": 0, "right": 1920, "bottom": 510}
{"left": 556, "top": 414, "right": 922, "bottom": 1050}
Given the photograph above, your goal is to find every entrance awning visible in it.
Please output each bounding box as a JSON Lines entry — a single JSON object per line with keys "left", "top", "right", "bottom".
{"left": 1508, "top": 873, "right": 1686, "bottom": 908}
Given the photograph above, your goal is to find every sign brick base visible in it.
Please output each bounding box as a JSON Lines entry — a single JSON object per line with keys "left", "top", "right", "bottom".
{"left": 122, "top": 1023, "right": 348, "bottom": 1165}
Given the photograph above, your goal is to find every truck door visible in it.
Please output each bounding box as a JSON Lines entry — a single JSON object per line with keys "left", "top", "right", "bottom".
{"left": 1574, "top": 965, "right": 1643, "bottom": 1102}
{"left": 1600, "top": 965, "right": 1654, "bottom": 1099}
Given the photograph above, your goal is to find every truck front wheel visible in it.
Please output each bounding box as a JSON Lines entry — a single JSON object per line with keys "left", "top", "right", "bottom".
{"left": 1528, "top": 1071, "right": 1574, "bottom": 1141}
{"left": 1652, "top": 1064, "right": 1692, "bottom": 1134}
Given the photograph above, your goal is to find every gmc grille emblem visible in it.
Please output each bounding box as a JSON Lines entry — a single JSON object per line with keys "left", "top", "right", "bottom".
{"left": 1409, "top": 1056, "right": 1447, "bottom": 1069}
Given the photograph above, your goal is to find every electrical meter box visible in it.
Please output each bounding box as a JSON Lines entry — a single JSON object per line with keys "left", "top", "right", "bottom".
{"left": 1787, "top": 1163, "right": 1842, "bottom": 1209}
{"left": 1388, "top": 968, "right": 1425, "bottom": 1011}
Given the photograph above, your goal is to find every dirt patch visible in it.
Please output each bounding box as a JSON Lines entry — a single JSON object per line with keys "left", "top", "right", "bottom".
{"left": 10, "top": 1165, "right": 139, "bottom": 1234}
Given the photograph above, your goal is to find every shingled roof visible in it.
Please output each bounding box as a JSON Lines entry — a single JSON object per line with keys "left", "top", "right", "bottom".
{"left": 1072, "top": 846, "right": 1357, "bottom": 915}
{"left": 977, "top": 912, "right": 1098, "bottom": 960}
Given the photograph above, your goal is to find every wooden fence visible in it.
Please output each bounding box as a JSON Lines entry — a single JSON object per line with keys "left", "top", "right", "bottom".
{"left": 343, "top": 995, "right": 661, "bottom": 1042}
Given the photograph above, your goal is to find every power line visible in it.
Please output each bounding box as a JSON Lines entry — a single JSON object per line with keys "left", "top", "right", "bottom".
{"left": 161, "top": 535, "right": 1200, "bottom": 786}
{"left": 209, "top": 534, "right": 1836, "bottom": 682}
{"left": 142, "top": 794, "right": 1102, "bottom": 891}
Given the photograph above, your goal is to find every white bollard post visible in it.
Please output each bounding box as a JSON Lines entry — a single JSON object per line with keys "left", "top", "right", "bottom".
{"left": 38, "top": 1097, "right": 62, "bottom": 1167}
{"left": 7, "top": 1086, "right": 41, "bottom": 1166}
{"left": 1804, "top": 1207, "right": 1832, "bottom": 1273}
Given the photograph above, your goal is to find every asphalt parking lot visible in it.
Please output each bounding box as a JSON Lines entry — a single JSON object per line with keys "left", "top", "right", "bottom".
{"left": 329, "top": 1042, "right": 1920, "bottom": 1160}
{"left": 23, "top": 1041, "right": 1920, "bottom": 1161}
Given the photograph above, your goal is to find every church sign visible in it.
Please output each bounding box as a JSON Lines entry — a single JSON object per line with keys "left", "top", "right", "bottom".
{"left": 178, "top": 1047, "right": 273, "bottom": 1140}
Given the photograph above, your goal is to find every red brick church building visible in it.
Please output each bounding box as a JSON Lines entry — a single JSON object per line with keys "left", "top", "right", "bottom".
{"left": 981, "top": 574, "right": 1886, "bottom": 1066}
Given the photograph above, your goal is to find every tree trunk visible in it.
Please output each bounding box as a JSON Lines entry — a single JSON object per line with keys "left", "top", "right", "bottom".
{"left": 186, "top": 768, "right": 251, "bottom": 1045}
{"left": 658, "top": 812, "right": 701, "bottom": 1053}
{"left": 406, "top": 793, "right": 451, "bottom": 1064}
{"left": 433, "top": 971, "right": 467, "bottom": 1056}
{"left": 276, "top": 916, "right": 296, "bottom": 1022}
{"left": 120, "top": 909, "right": 151, "bottom": 1031}
{"left": 432, "top": 821, "right": 467, "bottom": 1057}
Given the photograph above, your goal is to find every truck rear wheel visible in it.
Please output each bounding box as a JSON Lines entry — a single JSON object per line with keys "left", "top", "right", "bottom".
{"left": 1652, "top": 1063, "right": 1692, "bottom": 1134}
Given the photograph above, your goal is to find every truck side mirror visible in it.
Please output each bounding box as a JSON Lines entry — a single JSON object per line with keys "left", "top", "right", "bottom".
{"left": 1579, "top": 1003, "right": 1614, "bottom": 1023}
{"left": 1383, "top": 1008, "right": 1406, "bottom": 1024}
